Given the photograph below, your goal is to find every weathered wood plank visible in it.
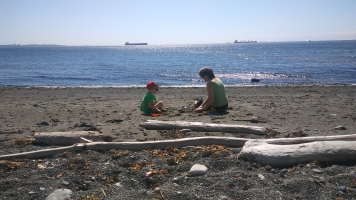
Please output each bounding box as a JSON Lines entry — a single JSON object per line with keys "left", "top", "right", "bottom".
{"left": 34, "top": 131, "right": 114, "bottom": 146}
{"left": 140, "top": 120, "right": 267, "bottom": 135}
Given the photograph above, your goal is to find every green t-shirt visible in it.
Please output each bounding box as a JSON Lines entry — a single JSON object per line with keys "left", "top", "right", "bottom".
{"left": 211, "top": 78, "right": 228, "bottom": 107}
{"left": 140, "top": 92, "right": 157, "bottom": 114}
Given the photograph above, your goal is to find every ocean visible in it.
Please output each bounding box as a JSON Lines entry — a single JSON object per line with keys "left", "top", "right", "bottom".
{"left": 1, "top": 40, "right": 355, "bottom": 87}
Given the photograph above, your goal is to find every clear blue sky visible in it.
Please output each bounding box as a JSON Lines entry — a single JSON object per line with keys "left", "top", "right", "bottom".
{"left": 1, "top": 0, "right": 356, "bottom": 45}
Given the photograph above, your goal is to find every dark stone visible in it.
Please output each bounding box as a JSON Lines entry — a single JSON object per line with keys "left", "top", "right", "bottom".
{"left": 338, "top": 186, "right": 347, "bottom": 192}
{"left": 36, "top": 121, "right": 49, "bottom": 126}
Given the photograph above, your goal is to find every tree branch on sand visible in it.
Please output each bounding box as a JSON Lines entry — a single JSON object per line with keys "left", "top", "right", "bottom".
{"left": 1, "top": 134, "right": 356, "bottom": 167}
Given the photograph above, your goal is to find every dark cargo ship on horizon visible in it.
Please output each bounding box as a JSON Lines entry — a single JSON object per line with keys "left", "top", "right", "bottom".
{"left": 234, "top": 40, "right": 257, "bottom": 43}
{"left": 125, "top": 42, "right": 148, "bottom": 45}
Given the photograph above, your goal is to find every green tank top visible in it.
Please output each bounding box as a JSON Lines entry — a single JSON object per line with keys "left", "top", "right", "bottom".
{"left": 211, "top": 78, "right": 228, "bottom": 107}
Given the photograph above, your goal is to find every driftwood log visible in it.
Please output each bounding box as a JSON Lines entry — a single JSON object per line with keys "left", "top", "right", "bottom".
{"left": 238, "top": 140, "right": 356, "bottom": 167}
{"left": 34, "top": 131, "right": 114, "bottom": 146}
{"left": 139, "top": 120, "right": 267, "bottom": 135}
{"left": 1, "top": 134, "right": 356, "bottom": 160}
{"left": 0, "top": 137, "right": 249, "bottom": 160}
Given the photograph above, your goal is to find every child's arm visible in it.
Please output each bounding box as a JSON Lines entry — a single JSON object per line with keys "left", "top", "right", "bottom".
{"left": 148, "top": 102, "right": 161, "bottom": 113}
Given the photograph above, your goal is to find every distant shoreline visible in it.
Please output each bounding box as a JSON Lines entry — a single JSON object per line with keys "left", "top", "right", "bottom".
{"left": 1, "top": 39, "right": 356, "bottom": 47}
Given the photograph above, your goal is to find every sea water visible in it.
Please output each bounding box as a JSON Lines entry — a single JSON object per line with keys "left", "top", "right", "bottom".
{"left": 0, "top": 40, "right": 355, "bottom": 87}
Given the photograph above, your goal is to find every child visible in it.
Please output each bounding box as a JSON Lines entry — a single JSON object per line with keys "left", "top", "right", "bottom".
{"left": 140, "top": 81, "right": 165, "bottom": 115}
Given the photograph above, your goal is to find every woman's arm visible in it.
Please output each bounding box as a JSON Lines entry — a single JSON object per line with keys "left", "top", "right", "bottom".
{"left": 195, "top": 81, "right": 214, "bottom": 112}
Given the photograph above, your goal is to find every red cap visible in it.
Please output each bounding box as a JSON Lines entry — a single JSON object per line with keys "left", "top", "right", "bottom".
{"left": 146, "top": 81, "right": 158, "bottom": 90}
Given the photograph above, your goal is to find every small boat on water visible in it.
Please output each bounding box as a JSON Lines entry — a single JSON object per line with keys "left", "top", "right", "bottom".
{"left": 125, "top": 42, "right": 148, "bottom": 45}
{"left": 234, "top": 40, "right": 257, "bottom": 43}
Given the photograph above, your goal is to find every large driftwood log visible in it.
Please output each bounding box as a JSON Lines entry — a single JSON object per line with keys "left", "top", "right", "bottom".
{"left": 2, "top": 134, "right": 356, "bottom": 161}
{"left": 140, "top": 120, "right": 267, "bottom": 135}
{"left": 238, "top": 140, "right": 356, "bottom": 167}
{"left": 264, "top": 134, "right": 356, "bottom": 145}
{"left": 34, "top": 131, "right": 114, "bottom": 146}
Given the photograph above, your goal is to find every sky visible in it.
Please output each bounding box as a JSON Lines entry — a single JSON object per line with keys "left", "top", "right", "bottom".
{"left": 1, "top": 0, "right": 356, "bottom": 46}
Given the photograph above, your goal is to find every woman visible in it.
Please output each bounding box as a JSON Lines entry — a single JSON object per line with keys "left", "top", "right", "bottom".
{"left": 194, "top": 67, "right": 228, "bottom": 113}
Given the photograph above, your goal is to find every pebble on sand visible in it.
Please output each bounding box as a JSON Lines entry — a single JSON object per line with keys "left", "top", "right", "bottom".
{"left": 334, "top": 125, "right": 346, "bottom": 130}
{"left": 45, "top": 189, "right": 72, "bottom": 200}
{"left": 189, "top": 164, "right": 208, "bottom": 176}
{"left": 312, "top": 169, "right": 323, "bottom": 174}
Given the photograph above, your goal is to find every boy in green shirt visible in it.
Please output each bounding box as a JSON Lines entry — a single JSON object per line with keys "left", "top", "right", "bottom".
{"left": 141, "top": 81, "right": 165, "bottom": 115}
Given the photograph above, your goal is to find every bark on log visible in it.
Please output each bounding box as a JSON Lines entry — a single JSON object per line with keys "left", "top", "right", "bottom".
{"left": 140, "top": 120, "right": 267, "bottom": 135}
{"left": 34, "top": 131, "right": 114, "bottom": 146}
{"left": 238, "top": 140, "right": 356, "bottom": 167}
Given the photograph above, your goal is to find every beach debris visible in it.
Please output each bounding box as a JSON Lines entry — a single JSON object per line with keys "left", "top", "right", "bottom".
{"left": 258, "top": 174, "right": 265, "bottom": 180}
{"left": 335, "top": 125, "right": 346, "bottom": 130}
{"left": 351, "top": 180, "right": 356, "bottom": 188}
{"left": 45, "top": 188, "right": 72, "bottom": 200}
{"left": 123, "top": 162, "right": 153, "bottom": 171}
{"left": 153, "top": 187, "right": 164, "bottom": 199}
{"left": 74, "top": 122, "right": 100, "bottom": 131}
{"left": 189, "top": 164, "right": 208, "bottom": 176}
{"left": 284, "top": 130, "right": 308, "bottom": 138}
{"left": 179, "top": 129, "right": 191, "bottom": 133}
{"left": 62, "top": 181, "right": 70, "bottom": 186}
{"left": 101, "top": 188, "right": 106, "bottom": 197}
{"left": 57, "top": 172, "right": 65, "bottom": 179}
{"left": 219, "top": 196, "right": 228, "bottom": 200}
{"left": 67, "top": 157, "right": 85, "bottom": 170}
{"left": 34, "top": 131, "right": 113, "bottom": 146}
{"left": 80, "top": 137, "right": 93, "bottom": 143}
{"left": 0, "top": 160, "right": 27, "bottom": 172}
{"left": 37, "top": 163, "right": 47, "bottom": 169}
{"left": 14, "top": 138, "right": 34, "bottom": 145}
{"left": 111, "top": 151, "right": 129, "bottom": 159}
{"left": 313, "top": 169, "right": 323, "bottom": 174}
{"left": 310, "top": 178, "right": 326, "bottom": 187}
{"left": 106, "top": 119, "right": 123, "bottom": 123}
{"left": 36, "top": 121, "right": 49, "bottom": 126}
{"left": 79, "top": 194, "right": 103, "bottom": 200}
{"left": 145, "top": 171, "right": 154, "bottom": 183}
{"left": 114, "top": 182, "right": 123, "bottom": 187}
{"left": 159, "top": 129, "right": 188, "bottom": 139}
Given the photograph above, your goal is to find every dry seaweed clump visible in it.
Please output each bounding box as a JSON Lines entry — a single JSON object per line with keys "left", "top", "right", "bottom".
{"left": 14, "top": 138, "right": 34, "bottom": 145}
{"left": 0, "top": 160, "right": 28, "bottom": 172}
{"left": 159, "top": 129, "right": 188, "bottom": 139}
{"left": 194, "top": 145, "right": 232, "bottom": 158}
{"left": 111, "top": 150, "right": 129, "bottom": 159}
{"left": 77, "top": 194, "right": 103, "bottom": 200}
{"left": 285, "top": 130, "right": 308, "bottom": 138}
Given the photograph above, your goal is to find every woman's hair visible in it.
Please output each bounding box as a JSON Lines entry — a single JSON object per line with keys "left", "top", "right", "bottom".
{"left": 199, "top": 67, "right": 215, "bottom": 79}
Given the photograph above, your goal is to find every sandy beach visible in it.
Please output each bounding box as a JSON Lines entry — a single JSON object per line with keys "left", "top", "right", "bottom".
{"left": 1, "top": 86, "right": 356, "bottom": 199}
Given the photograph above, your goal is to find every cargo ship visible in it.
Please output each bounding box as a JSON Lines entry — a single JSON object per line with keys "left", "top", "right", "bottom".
{"left": 234, "top": 40, "right": 257, "bottom": 43}
{"left": 125, "top": 42, "right": 148, "bottom": 45}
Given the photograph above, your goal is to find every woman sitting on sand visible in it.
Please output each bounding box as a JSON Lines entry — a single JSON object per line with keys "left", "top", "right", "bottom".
{"left": 194, "top": 67, "right": 228, "bottom": 113}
